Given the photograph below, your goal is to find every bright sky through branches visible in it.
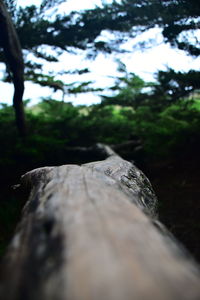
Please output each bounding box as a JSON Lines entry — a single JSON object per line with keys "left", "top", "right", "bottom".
{"left": 0, "top": 0, "right": 200, "bottom": 106}
{"left": 18, "top": 0, "right": 113, "bottom": 10}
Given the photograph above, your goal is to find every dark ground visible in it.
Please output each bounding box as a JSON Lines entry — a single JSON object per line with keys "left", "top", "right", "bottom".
{"left": 144, "top": 153, "right": 200, "bottom": 263}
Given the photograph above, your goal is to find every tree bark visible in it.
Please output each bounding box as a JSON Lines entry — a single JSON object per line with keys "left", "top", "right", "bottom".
{"left": 0, "top": 148, "right": 199, "bottom": 300}
{"left": 0, "top": 0, "right": 26, "bottom": 136}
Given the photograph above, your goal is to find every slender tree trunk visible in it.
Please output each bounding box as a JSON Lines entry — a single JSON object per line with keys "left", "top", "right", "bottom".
{"left": 13, "top": 74, "right": 26, "bottom": 137}
{"left": 0, "top": 0, "right": 26, "bottom": 136}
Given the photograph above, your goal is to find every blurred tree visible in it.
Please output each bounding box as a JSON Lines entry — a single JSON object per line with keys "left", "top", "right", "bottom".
{"left": 101, "top": 60, "right": 155, "bottom": 107}
{"left": 154, "top": 69, "right": 200, "bottom": 102}
{"left": 101, "top": 63, "right": 200, "bottom": 110}
{"left": 0, "top": 0, "right": 26, "bottom": 136}
{"left": 4, "top": 0, "right": 17, "bottom": 18}
{"left": 1, "top": 0, "right": 199, "bottom": 92}
{"left": 77, "top": 0, "right": 200, "bottom": 56}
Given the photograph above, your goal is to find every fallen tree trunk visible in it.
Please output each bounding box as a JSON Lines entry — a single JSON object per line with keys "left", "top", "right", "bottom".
{"left": 0, "top": 147, "right": 200, "bottom": 300}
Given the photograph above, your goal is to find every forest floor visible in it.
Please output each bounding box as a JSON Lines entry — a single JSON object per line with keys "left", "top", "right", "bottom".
{"left": 144, "top": 152, "right": 200, "bottom": 263}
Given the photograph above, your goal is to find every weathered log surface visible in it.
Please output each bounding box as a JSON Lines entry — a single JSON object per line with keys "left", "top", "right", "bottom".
{"left": 0, "top": 152, "right": 200, "bottom": 300}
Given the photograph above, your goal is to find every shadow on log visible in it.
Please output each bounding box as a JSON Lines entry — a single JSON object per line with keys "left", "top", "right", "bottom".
{"left": 0, "top": 145, "right": 200, "bottom": 300}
